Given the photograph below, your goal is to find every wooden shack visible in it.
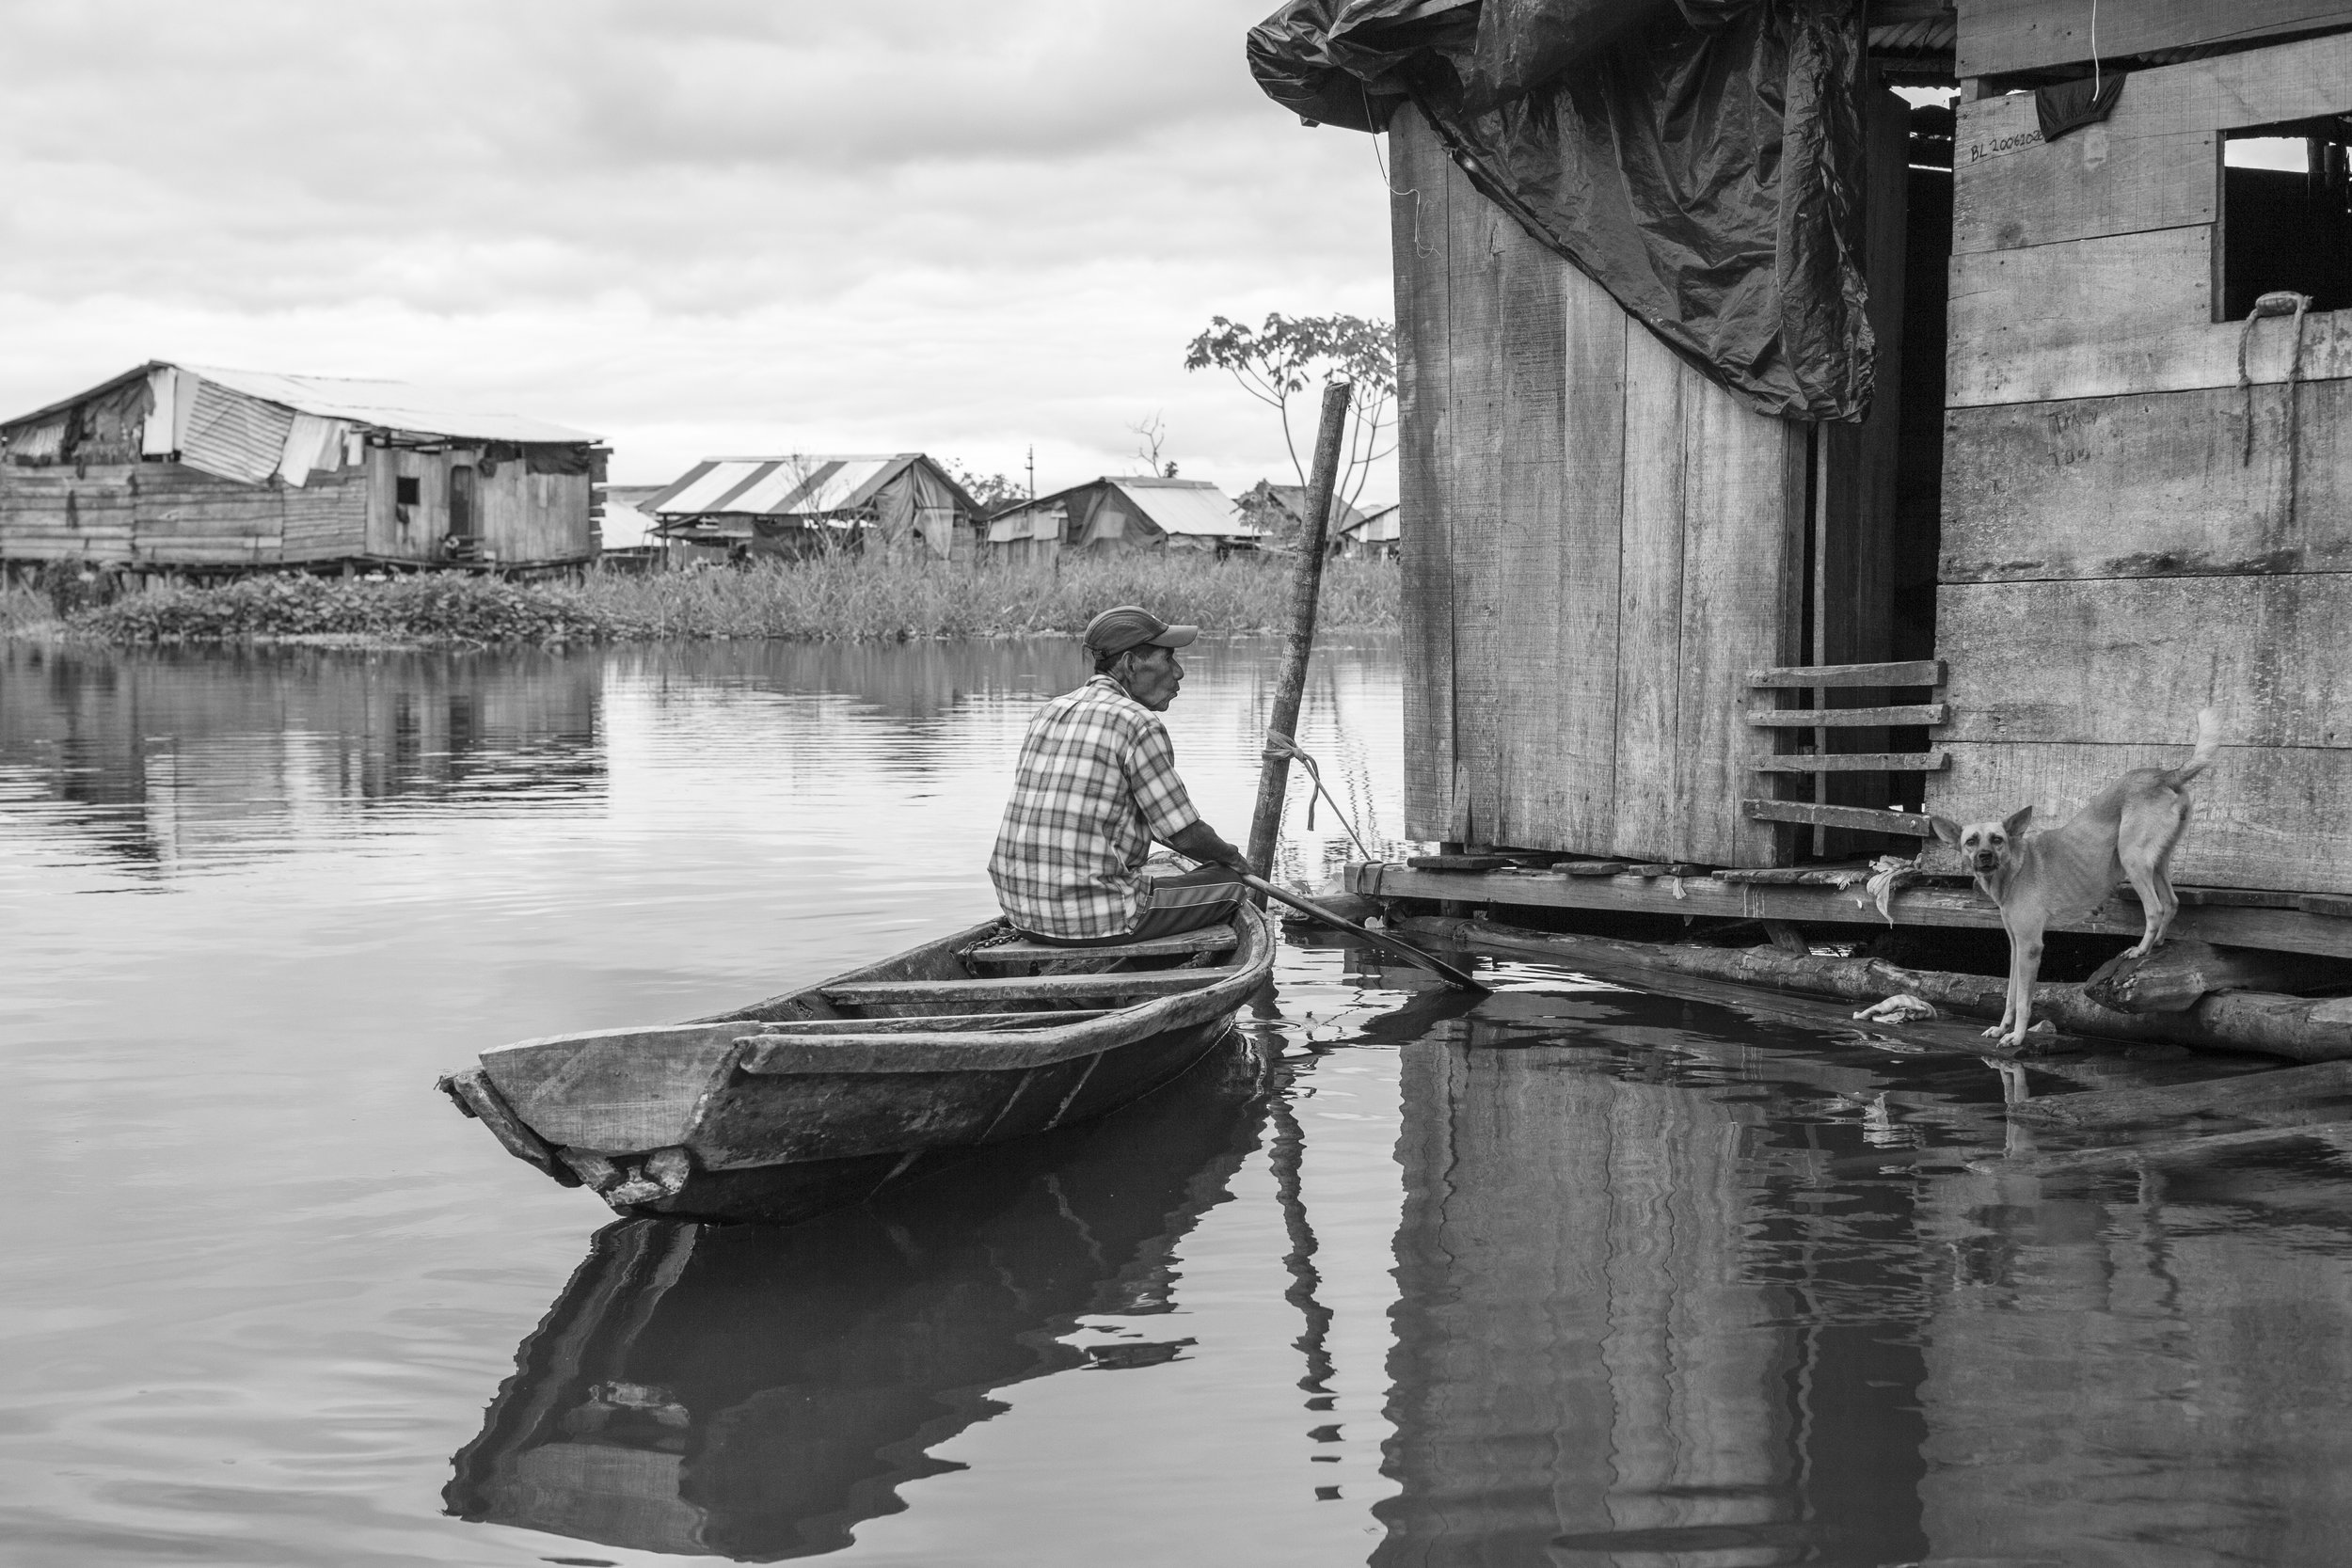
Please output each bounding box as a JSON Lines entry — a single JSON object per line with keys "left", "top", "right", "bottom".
{"left": 0, "top": 363, "right": 603, "bottom": 576}
{"left": 644, "top": 454, "right": 981, "bottom": 563}
{"left": 1268, "top": 0, "right": 2352, "bottom": 953}
{"left": 985, "top": 476, "right": 1263, "bottom": 561}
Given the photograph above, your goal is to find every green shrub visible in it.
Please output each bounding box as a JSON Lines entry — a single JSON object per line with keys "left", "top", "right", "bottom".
{"left": 59, "top": 553, "right": 1400, "bottom": 645}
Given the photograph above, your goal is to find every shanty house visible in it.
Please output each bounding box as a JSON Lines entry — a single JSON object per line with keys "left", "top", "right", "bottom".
{"left": 1238, "top": 479, "right": 1368, "bottom": 550}
{"left": 644, "top": 454, "right": 980, "bottom": 563}
{"left": 0, "top": 362, "right": 602, "bottom": 575}
{"left": 1333, "top": 502, "right": 1400, "bottom": 559}
{"left": 1253, "top": 0, "right": 2352, "bottom": 930}
{"left": 985, "top": 476, "right": 1263, "bottom": 562}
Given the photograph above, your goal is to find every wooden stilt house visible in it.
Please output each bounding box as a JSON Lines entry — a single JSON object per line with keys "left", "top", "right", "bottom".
{"left": 1255, "top": 0, "right": 2352, "bottom": 956}
{"left": 0, "top": 363, "right": 604, "bottom": 576}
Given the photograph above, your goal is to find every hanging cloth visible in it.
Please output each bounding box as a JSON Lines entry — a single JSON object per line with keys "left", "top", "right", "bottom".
{"left": 2035, "top": 73, "right": 2125, "bottom": 143}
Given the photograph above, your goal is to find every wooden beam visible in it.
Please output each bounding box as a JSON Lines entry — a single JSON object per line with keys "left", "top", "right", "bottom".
{"left": 822, "top": 970, "right": 1239, "bottom": 1005}
{"left": 1939, "top": 578, "right": 2352, "bottom": 747}
{"left": 1940, "top": 384, "right": 2352, "bottom": 583}
{"left": 1948, "top": 226, "right": 2217, "bottom": 407}
{"left": 1930, "top": 741, "right": 2352, "bottom": 893}
{"left": 1397, "top": 912, "right": 2352, "bottom": 1057}
{"left": 1391, "top": 106, "right": 1457, "bottom": 840}
{"left": 740, "top": 1009, "right": 1116, "bottom": 1034}
{"left": 1743, "top": 800, "right": 1937, "bottom": 836}
{"left": 963, "top": 929, "right": 1234, "bottom": 964}
{"left": 1954, "top": 32, "right": 2352, "bottom": 256}
{"left": 1747, "top": 659, "right": 1945, "bottom": 689}
{"left": 1750, "top": 704, "right": 1948, "bottom": 727}
{"left": 1947, "top": 256, "right": 2352, "bottom": 407}
{"left": 1351, "top": 862, "right": 2352, "bottom": 956}
{"left": 1752, "top": 752, "right": 1950, "bottom": 772}
{"left": 1956, "top": 0, "right": 2352, "bottom": 78}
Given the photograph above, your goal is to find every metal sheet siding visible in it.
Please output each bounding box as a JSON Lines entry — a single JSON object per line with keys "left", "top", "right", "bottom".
{"left": 1114, "top": 481, "right": 1257, "bottom": 538}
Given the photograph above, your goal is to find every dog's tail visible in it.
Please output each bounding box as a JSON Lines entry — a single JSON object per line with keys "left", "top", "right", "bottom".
{"left": 2162, "top": 707, "right": 2222, "bottom": 788}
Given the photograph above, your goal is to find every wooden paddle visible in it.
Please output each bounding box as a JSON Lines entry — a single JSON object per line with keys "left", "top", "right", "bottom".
{"left": 1237, "top": 871, "right": 1487, "bottom": 994}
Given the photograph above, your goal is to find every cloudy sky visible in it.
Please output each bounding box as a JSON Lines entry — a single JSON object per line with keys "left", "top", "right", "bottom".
{"left": 0, "top": 1, "right": 1398, "bottom": 497}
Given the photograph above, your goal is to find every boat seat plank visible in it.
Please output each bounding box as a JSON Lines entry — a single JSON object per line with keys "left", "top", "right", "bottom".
{"left": 965, "top": 926, "right": 1237, "bottom": 965}
{"left": 744, "top": 1009, "right": 1113, "bottom": 1036}
{"left": 823, "top": 970, "right": 1242, "bottom": 1006}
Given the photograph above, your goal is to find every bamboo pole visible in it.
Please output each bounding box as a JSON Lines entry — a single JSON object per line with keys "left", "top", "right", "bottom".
{"left": 1247, "top": 380, "right": 1353, "bottom": 883}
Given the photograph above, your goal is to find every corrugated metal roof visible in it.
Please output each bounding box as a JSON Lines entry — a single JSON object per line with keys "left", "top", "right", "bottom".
{"left": 189, "top": 364, "right": 597, "bottom": 443}
{"left": 1106, "top": 477, "right": 1260, "bottom": 538}
{"left": 1256, "top": 483, "right": 1367, "bottom": 532}
{"left": 1342, "top": 503, "right": 1400, "bottom": 543}
{"left": 0, "top": 361, "right": 598, "bottom": 444}
{"left": 644, "top": 455, "right": 914, "bottom": 517}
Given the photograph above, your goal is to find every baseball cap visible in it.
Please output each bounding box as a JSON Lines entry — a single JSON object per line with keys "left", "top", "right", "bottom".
{"left": 1083, "top": 605, "right": 1199, "bottom": 657}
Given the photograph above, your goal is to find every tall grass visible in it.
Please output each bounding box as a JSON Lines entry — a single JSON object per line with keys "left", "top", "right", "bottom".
{"left": 568, "top": 553, "right": 1400, "bottom": 641}
{"left": 0, "top": 583, "right": 56, "bottom": 636}
{"left": 53, "top": 553, "right": 1400, "bottom": 644}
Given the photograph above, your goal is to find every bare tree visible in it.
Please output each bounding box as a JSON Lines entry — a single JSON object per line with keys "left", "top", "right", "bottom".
{"left": 1127, "top": 412, "right": 1176, "bottom": 477}
{"left": 1183, "top": 313, "right": 1396, "bottom": 518}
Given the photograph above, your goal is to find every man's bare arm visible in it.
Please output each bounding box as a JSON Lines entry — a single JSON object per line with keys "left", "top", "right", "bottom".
{"left": 1164, "top": 819, "right": 1250, "bottom": 873}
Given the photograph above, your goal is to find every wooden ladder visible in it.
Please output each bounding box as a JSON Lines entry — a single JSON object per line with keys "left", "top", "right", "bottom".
{"left": 1740, "top": 659, "right": 1949, "bottom": 855}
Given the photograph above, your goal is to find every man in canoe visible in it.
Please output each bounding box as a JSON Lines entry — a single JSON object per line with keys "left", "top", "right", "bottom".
{"left": 989, "top": 605, "right": 1253, "bottom": 947}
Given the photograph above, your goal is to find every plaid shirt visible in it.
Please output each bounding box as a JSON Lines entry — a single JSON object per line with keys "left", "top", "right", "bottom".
{"left": 989, "top": 675, "right": 1201, "bottom": 939}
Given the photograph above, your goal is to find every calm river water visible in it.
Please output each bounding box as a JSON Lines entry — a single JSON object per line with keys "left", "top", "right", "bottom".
{"left": 6, "top": 636, "right": 2351, "bottom": 1567}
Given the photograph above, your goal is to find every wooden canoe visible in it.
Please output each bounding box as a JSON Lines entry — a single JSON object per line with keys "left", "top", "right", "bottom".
{"left": 445, "top": 1039, "right": 1271, "bottom": 1557}
{"left": 437, "top": 906, "right": 1275, "bottom": 1226}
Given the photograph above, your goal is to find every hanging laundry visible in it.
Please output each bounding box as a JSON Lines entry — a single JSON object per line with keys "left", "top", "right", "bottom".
{"left": 142, "top": 366, "right": 183, "bottom": 458}
{"left": 2035, "top": 72, "right": 2125, "bottom": 142}
{"left": 275, "top": 414, "right": 348, "bottom": 487}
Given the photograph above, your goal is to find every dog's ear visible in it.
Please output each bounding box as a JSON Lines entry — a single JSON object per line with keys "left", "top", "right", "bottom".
{"left": 2002, "top": 803, "right": 2035, "bottom": 836}
{"left": 1929, "top": 815, "right": 1963, "bottom": 845}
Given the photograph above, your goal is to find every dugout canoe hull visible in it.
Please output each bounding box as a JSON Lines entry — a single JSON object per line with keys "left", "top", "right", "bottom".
{"left": 437, "top": 906, "right": 1275, "bottom": 1226}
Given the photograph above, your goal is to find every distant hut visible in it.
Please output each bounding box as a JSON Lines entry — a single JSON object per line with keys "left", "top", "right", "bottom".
{"left": 1238, "top": 479, "right": 1368, "bottom": 553}
{"left": 644, "top": 454, "right": 980, "bottom": 563}
{"left": 0, "top": 362, "right": 602, "bottom": 578}
{"left": 1332, "top": 502, "right": 1399, "bottom": 559}
{"left": 985, "top": 476, "right": 1263, "bottom": 562}
{"left": 594, "top": 483, "right": 669, "bottom": 573}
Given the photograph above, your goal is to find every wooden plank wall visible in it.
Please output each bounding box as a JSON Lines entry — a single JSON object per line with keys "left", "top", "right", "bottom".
{"left": 1933, "top": 30, "right": 2352, "bottom": 892}
{"left": 1956, "top": 0, "right": 2352, "bottom": 77}
{"left": 0, "top": 462, "right": 366, "bottom": 566}
{"left": 1814, "top": 86, "right": 1915, "bottom": 832}
{"left": 1389, "top": 106, "right": 1806, "bottom": 865}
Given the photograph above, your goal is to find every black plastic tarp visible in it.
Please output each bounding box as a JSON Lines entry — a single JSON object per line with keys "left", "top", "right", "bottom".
{"left": 1249, "top": 0, "right": 1873, "bottom": 421}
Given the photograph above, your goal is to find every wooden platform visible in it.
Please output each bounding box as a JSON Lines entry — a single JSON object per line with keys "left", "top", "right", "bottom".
{"left": 1349, "top": 862, "right": 2352, "bottom": 959}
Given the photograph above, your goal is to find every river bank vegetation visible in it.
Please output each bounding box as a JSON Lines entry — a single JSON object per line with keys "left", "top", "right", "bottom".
{"left": 7, "top": 554, "right": 1400, "bottom": 645}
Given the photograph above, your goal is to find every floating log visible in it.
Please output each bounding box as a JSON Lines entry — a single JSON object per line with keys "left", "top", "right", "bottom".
{"left": 2081, "top": 939, "right": 2324, "bottom": 1014}
{"left": 1966, "top": 1122, "right": 2352, "bottom": 1179}
{"left": 2009, "top": 1059, "right": 2352, "bottom": 1132}
{"left": 1401, "top": 915, "right": 2352, "bottom": 1062}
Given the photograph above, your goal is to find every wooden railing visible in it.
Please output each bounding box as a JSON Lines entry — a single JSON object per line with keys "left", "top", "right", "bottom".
{"left": 1742, "top": 659, "right": 1947, "bottom": 848}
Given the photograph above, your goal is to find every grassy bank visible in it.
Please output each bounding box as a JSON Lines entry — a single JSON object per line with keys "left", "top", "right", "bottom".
{"left": 0, "top": 584, "right": 52, "bottom": 637}
{"left": 43, "top": 554, "right": 1400, "bottom": 645}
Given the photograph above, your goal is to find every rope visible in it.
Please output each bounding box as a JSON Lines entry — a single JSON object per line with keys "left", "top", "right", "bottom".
{"left": 1265, "top": 729, "right": 1377, "bottom": 863}
{"left": 2237, "top": 292, "right": 2312, "bottom": 533}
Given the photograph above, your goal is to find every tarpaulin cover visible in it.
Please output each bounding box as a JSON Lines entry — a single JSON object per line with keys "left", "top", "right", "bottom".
{"left": 1248, "top": 0, "right": 1872, "bottom": 420}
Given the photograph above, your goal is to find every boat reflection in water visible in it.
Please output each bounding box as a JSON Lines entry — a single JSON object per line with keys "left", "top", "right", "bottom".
{"left": 446, "top": 1037, "right": 1272, "bottom": 1560}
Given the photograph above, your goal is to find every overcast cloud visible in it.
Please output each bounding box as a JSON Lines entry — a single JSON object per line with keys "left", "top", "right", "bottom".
{"left": 0, "top": 0, "right": 1398, "bottom": 495}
